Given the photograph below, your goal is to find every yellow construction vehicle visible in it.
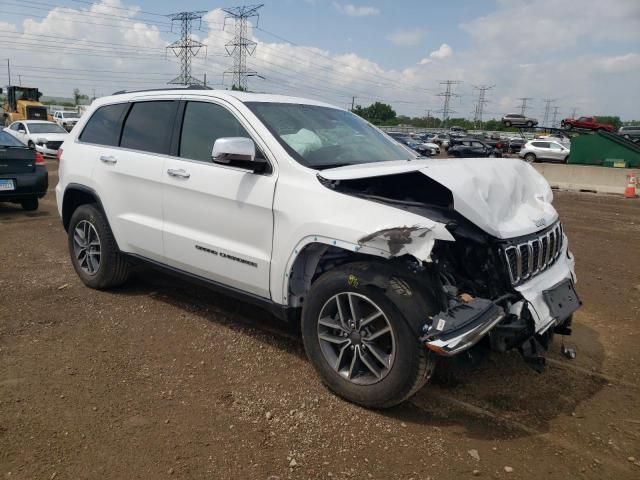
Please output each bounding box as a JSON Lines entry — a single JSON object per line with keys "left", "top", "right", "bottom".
{"left": 1, "top": 86, "right": 51, "bottom": 126}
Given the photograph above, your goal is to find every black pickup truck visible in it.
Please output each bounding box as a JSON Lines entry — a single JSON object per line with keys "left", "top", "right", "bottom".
{"left": 0, "top": 131, "right": 48, "bottom": 211}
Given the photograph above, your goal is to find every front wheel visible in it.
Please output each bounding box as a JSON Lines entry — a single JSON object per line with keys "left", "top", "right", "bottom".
{"left": 526, "top": 121, "right": 533, "bottom": 128}
{"left": 524, "top": 153, "right": 536, "bottom": 163}
{"left": 565, "top": 123, "right": 573, "bottom": 130}
{"left": 504, "top": 121, "right": 511, "bottom": 127}
{"left": 301, "top": 264, "right": 434, "bottom": 408}
{"left": 68, "top": 204, "right": 130, "bottom": 289}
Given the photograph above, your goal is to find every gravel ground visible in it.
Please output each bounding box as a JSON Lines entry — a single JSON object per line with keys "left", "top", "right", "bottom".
{"left": 1, "top": 160, "right": 639, "bottom": 479}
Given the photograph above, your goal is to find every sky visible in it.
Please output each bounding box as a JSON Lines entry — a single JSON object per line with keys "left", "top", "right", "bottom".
{"left": 0, "top": 0, "right": 639, "bottom": 120}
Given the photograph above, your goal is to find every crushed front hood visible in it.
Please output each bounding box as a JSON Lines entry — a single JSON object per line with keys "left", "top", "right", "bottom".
{"left": 319, "top": 158, "right": 558, "bottom": 239}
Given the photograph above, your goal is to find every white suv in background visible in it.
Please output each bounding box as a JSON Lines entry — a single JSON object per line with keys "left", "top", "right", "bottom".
{"left": 55, "top": 88, "right": 580, "bottom": 408}
{"left": 519, "top": 140, "right": 570, "bottom": 163}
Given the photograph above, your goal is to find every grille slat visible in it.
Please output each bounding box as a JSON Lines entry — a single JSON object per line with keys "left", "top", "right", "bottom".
{"left": 502, "top": 223, "right": 563, "bottom": 286}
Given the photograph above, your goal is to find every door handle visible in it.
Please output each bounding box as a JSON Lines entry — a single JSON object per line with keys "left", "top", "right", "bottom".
{"left": 167, "top": 168, "right": 190, "bottom": 179}
{"left": 100, "top": 155, "right": 117, "bottom": 164}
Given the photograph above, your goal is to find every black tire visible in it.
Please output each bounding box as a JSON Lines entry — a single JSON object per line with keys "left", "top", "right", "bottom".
{"left": 301, "top": 263, "right": 434, "bottom": 409}
{"left": 20, "top": 197, "right": 38, "bottom": 211}
{"left": 524, "top": 153, "right": 536, "bottom": 163}
{"left": 564, "top": 154, "right": 570, "bottom": 164}
{"left": 28, "top": 141, "right": 35, "bottom": 149}
{"left": 565, "top": 123, "right": 573, "bottom": 130}
{"left": 68, "top": 203, "right": 130, "bottom": 289}
{"left": 504, "top": 121, "right": 511, "bottom": 127}
{"left": 526, "top": 121, "right": 533, "bottom": 128}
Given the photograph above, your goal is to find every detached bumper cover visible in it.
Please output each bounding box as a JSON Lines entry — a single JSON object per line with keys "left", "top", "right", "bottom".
{"left": 421, "top": 298, "right": 506, "bottom": 356}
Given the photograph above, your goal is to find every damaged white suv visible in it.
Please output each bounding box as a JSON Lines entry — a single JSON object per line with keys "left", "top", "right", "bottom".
{"left": 56, "top": 89, "right": 581, "bottom": 408}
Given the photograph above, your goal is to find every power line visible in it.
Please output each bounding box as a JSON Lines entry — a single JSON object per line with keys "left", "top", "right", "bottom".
{"left": 516, "top": 97, "right": 533, "bottom": 116}
{"left": 223, "top": 4, "right": 264, "bottom": 91}
{"left": 166, "top": 11, "right": 208, "bottom": 86}
{"left": 437, "top": 80, "right": 462, "bottom": 127}
{"left": 472, "top": 84, "right": 494, "bottom": 128}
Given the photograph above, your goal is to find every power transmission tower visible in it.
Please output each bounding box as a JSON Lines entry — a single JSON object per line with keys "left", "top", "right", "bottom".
{"left": 223, "top": 4, "right": 264, "bottom": 91}
{"left": 472, "top": 84, "right": 494, "bottom": 128}
{"left": 516, "top": 97, "right": 533, "bottom": 116}
{"left": 437, "top": 80, "right": 462, "bottom": 128}
{"left": 551, "top": 106, "right": 560, "bottom": 128}
{"left": 542, "top": 98, "right": 557, "bottom": 127}
{"left": 166, "top": 11, "right": 207, "bottom": 86}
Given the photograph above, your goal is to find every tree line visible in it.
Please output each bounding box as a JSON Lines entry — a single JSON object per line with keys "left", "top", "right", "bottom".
{"left": 352, "top": 101, "right": 629, "bottom": 130}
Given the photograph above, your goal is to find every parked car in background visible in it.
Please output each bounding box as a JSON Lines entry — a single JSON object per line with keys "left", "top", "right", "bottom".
{"left": 508, "top": 137, "right": 526, "bottom": 153}
{"left": 618, "top": 126, "right": 640, "bottom": 142}
{"left": 430, "top": 133, "right": 450, "bottom": 149}
{"left": 4, "top": 120, "right": 68, "bottom": 157}
{"left": 0, "top": 130, "right": 48, "bottom": 211}
{"left": 447, "top": 139, "right": 502, "bottom": 158}
{"left": 387, "top": 132, "right": 432, "bottom": 157}
{"left": 53, "top": 110, "right": 81, "bottom": 131}
{"left": 501, "top": 113, "right": 538, "bottom": 128}
{"left": 449, "top": 126, "right": 466, "bottom": 134}
{"left": 561, "top": 116, "right": 614, "bottom": 131}
{"left": 536, "top": 132, "right": 571, "bottom": 147}
{"left": 519, "top": 140, "right": 570, "bottom": 163}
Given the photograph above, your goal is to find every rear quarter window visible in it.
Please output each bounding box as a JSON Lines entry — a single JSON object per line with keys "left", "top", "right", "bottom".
{"left": 79, "top": 103, "right": 128, "bottom": 146}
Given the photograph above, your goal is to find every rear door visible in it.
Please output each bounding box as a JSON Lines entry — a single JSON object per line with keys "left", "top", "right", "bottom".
{"left": 162, "top": 99, "right": 276, "bottom": 298}
{"left": 84, "top": 99, "right": 179, "bottom": 261}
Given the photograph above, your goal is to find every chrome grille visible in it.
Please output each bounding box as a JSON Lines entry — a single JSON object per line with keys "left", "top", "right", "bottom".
{"left": 503, "top": 223, "right": 563, "bottom": 286}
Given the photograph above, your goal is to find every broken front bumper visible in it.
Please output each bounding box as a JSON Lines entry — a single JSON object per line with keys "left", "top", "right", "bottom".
{"left": 421, "top": 298, "right": 506, "bottom": 356}
{"left": 420, "top": 237, "right": 579, "bottom": 357}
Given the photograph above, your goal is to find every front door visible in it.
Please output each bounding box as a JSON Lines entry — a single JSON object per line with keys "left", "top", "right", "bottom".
{"left": 162, "top": 100, "right": 276, "bottom": 298}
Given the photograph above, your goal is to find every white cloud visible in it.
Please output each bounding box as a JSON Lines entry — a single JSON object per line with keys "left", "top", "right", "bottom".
{"left": 429, "top": 43, "right": 452, "bottom": 60}
{"left": 333, "top": 2, "right": 380, "bottom": 17}
{"left": 417, "top": 58, "right": 432, "bottom": 65}
{"left": 386, "top": 29, "right": 426, "bottom": 46}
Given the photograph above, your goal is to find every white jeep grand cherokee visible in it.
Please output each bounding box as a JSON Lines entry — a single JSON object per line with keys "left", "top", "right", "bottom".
{"left": 56, "top": 88, "right": 580, "bottom": 408}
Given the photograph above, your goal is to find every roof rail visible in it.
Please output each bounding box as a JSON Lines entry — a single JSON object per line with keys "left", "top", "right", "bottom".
{"left": 111, "top": 85, "right": 213, "bottom": 95}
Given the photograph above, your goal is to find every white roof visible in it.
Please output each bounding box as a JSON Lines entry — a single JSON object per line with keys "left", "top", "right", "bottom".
{"left": 18, "top": 120, "right": 58, "bottom": 125}
{"left": 95, "top": 88, "right": 340, "bottom": 110}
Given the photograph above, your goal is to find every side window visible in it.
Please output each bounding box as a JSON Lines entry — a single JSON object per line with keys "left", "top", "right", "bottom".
{"left": 179, "top": 101, "right": 252, "bottom": 162}
{"left": 120, "top": 101, "right": 177, "bottom": 154}
{"left": 10, "top": 123, "right": 19, "bottom": 131}
{"left": 549, "top": 143, "right": 562, "bottom": 150}
{"left": 79, "top": 103, "right": 128, "bottom": 146}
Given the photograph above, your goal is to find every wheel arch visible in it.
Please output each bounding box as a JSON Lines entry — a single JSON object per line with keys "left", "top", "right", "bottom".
{"left": 285, "top": 242, "right": 442, "bottom": 337}
{"left": 62, "top": 184, "right": 107, "bottom": 231}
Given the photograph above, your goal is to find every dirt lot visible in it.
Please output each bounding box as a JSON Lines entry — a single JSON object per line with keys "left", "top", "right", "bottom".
{"left": 1, "top": 160, "right": 639, "bottom": 479}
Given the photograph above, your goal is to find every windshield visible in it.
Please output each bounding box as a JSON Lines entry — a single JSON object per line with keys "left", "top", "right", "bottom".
{"left": 28, "top": 123, "right": 67, "bottom": 134}
{"left": 0, "top": 131, "right": 26, "bottom": 147}
{"left": 246, "top": 102, "right": 414, "bottom": 169}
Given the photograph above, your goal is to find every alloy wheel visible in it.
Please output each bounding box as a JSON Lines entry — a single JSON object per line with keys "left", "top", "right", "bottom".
{"left": 317, "top": 292, "right": 396, "bottom": 385}
{"left": 72, "top": 220, "right": 102, "bottom": 275}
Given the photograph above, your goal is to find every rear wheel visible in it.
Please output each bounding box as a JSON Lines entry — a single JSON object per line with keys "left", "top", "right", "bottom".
{"left": 565, "top": 123, "right": 573, "bottom": 130}
{"left": 301, "top": 263, "right": 434, "bottom": 408}
{"left": 504, "top": 121, "right": 511, "bottom": 127}
{"left": 524, "top": 153, "right": 536, "bottom": 163}
{"left": 20, "top": 197, "right": 38, "bottom": 211}
{"left": 68, "top": 204, "right": 130, "bottom": 289}
{"left": 27, "top": 141, "right": 35, "bottom": 149}
{"left": 526, "top": 121, "right": 533, "bottom": 128}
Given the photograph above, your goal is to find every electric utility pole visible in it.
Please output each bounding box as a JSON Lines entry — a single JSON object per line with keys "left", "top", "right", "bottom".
{"left": 542, "top": 98, "right": 557, "bottom": 127}
{"left": 6, "top": 59, "right": 11, "bottom": 87}
{"left": 517, "top": 97, "right": 533, "bottom": 116}
{"left": 551, "top": 106, "right": 560, "bottom": 128}
{"left": 223, "top": 4, "right": 264, "bottom": 91}
{"left": 472, "top": 84, "right": 494, "bottom": 128}
{"left": 166, "top": 11, "right": 207, "bottom": 86}
{"left": 437, "top": 80, "right": 462, "bottom": 128}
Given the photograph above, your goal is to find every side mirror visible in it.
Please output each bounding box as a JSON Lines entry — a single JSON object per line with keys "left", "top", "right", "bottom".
{"left": 212, "top": 137, "right": 267, "bottom": 173}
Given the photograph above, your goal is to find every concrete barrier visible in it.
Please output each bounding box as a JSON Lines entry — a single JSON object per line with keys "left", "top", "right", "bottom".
{"left": 532, "top": 163, "right": 638, "bottom": 195}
